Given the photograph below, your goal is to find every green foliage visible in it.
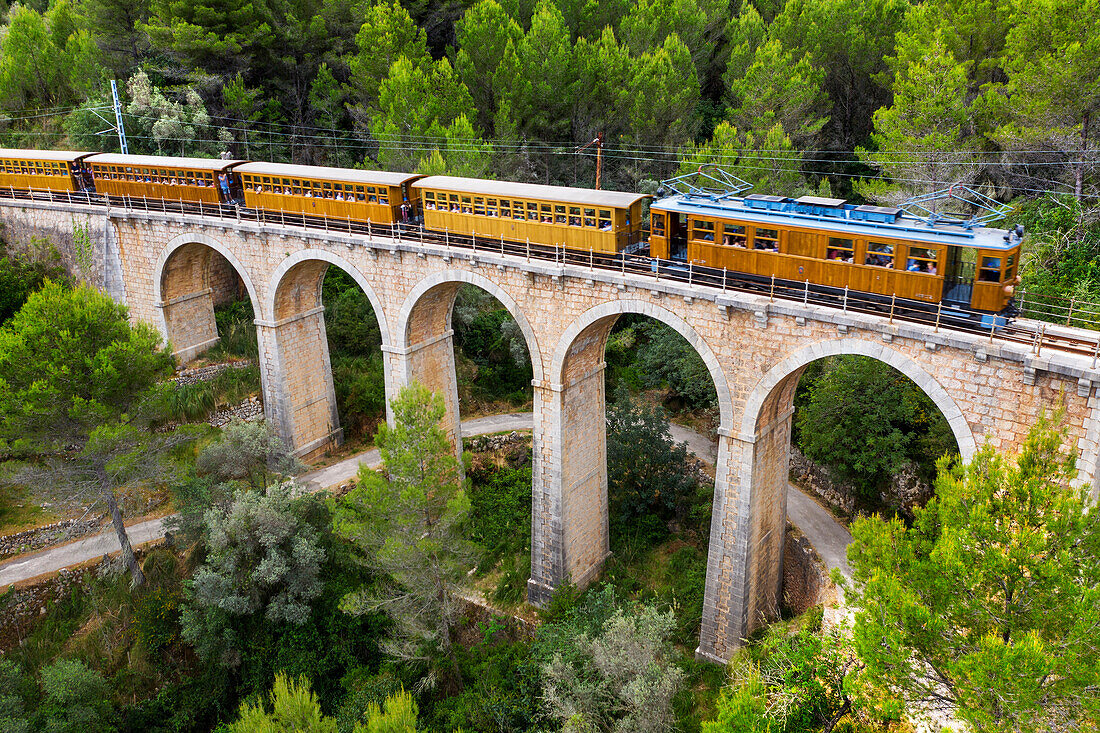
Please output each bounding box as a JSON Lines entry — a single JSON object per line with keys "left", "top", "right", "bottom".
{"left": 0, "top": 660, "right": 31, "bottom": 733}
{"left": 540, "top": 586, "right": 685, "bottom": 733}
{"left": 323, "top": 266, "right": 385, "bottom": 439}
{"left": 0, "top": 254, "right": 67, "bottom": 326}
{"left": 989, "top": 0, "right": 1100, "bottom": 198}
{"left": 467, "top": 465, "right": 531, "bottom": 568}
{"left": 37, "top": 659, "right": 117, "bottom": 733}
{"left": 679, "top": 120, "right": 808, "bottom": 198}
{"left": 703, "top": 625, "right": 862, "bottom": 733}
{"left": 346, "top": 0, "right": 430, "bottom": 110}
{"left": 452, "top": 286, "right": 533, "bottom": 405}
{"left": 847, "top": 412, "right": 1100, "bottom": 731}
{"left": 360, "top": 690, "right": 418, "bottom": 733}
{"left": 210, "top": 298, "right": 259, "bottom": 360}
{"left": 196, "top": 419, "right": 304, "bottom": 492}
{"left": 229, "top": 673, "right": 337, "bottom": 733}
{"left": 795, "top": 355, "right": 956, "bottom": 498}
{"left": 857, "top": 32, "right": 979, "bottom": 204}
{"left": 0, "top": 1, "right": 102, "bottom": 112}
{"left": 123, "top": 69, "right": 232, "bottom": 157}
{"left": 0, "top": 281, "right": 171, "bottom": 452}
{"left": 606, "top": 389, "right": 700, "bottom": 548}
{"left": 160, "top": 364, "right": 260, "bottom": 423}
{"left": 182, "top": 483, "right": 327, "bottom": 666}
{"left": 334, "top": 385, "right": 478, "bottom": 665}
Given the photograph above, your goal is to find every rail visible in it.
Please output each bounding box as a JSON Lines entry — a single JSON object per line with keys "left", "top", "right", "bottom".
{"left": 5, "top": 186, "right": 1100, "bottom": 368}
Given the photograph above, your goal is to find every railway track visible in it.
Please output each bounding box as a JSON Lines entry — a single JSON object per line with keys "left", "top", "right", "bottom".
{"left": 5, "top": 186, "right": 1099, "bottom": 366}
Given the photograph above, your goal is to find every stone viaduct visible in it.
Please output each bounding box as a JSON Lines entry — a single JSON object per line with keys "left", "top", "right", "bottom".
{"left": 3, "top": 198, "right": 1098, "bottom": 663}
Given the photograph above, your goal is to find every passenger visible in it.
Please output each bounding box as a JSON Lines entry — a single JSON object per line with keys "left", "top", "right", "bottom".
{"left": 600, "top": 222, "right": 612, "bottom": 231}
{"left": 928, "top": 263, "right": 938, "bottom": 275}
{"left": 556, "top": 214, "right": 566, "bottom": 224}
{"left": 305, "top": 189, "right": 313, "bottom": 197}
{"left": 907, "top": 259, "right": 921, "bottom": 272}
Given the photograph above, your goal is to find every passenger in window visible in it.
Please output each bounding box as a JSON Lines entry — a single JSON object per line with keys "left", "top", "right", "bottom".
{"left": 600, "top": 222, "right": 612, "bottom": 231}
{"left": 556, "top": 214, "right": 567, "bottom": 224}
{"left": 927, "top": 262, "right": 937, "bottom": 275}
{"left": 907, "top": 259, "right": 921, "bottom": 272}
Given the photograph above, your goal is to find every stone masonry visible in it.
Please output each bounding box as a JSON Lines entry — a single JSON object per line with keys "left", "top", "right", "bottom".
{"left": 2, "top": 198, "right": 1098, "bottom": 663}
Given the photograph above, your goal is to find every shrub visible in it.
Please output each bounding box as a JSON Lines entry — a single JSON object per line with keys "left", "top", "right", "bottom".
{"left": 467, "top": 466, "right": 532, "bottom": 568}
{"left": 37, "top": 659, "right": 117, "bottom": 733}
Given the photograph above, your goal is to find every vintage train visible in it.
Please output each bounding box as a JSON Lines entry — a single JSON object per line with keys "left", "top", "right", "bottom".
{"left": 0, "top": 148, "right": 1020, "bottom": 317}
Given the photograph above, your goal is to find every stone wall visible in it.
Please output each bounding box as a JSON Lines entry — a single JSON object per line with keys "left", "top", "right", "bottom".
{"left": 788, "top": 446, "right": 857, "bottom": 514}
{"left": 0, "top": 519, "right": 103, "bottom": 560}
{"left": 781, "top": 523, "right": 826, "bottom": 617}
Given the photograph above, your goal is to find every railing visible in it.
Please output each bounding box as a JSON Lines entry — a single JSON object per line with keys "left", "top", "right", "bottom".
{"left": 1015, "top": 288, "right": 1100, "bottom": 331}
{"left": 4, "top": 185, "right": 1100, "bottom": 365}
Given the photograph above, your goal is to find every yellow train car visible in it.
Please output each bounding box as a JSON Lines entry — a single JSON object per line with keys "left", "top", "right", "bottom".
{"left": 650, "top": 193, "right": 1021, "bottom": 314}
{"left": 413, "top": 176, "right": 649, "bottom": 253}
{"left": 234, "top": 163, "right": 422, "bottom": 224}
{"left": 0, "top": 149, "right": 93, "bottom": 192}
{"left": 84, "top": 154, "right": 245, "bottom": 204}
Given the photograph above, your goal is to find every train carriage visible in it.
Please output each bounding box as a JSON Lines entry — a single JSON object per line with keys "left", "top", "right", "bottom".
{"left": 234, "top": 163, "right": 422, "bottom": 224}
{"left": 0, "top": 149, "right": 94, "bottom": 192}
{"left": 84, "top": 154, "right": 245, "bottom": 204}
{"left": 413, "top": 176, "right": 649, "bottom": 253}
{"left": 649, "top": 192, "right": 1022, "bottom": 315}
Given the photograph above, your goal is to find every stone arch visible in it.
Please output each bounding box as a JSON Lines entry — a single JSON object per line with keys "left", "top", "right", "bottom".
{"left": 265, "top": 250, "right": 391, "bottom": 346}
{"left": 549, "top": 299, "right": 732, "bottom": 432}
{"left": 153, "top": 232, "right": 260, "bottom": 362}
{"left": 528, "top": 299, "right": 734, "bottom": 609}
{"left": 741, "top": 338, "right": 977, "bottom": 459}
{"left": 393, "top": 269, "right": 545, "bottom": 455}
{"left": 706, "top": 338, "right": 977, "bottom": 658}
{"left": 261, "top": 250, "right": 393, "bottom": 458}
{"left": 396, "top": 269, "right": 544, "bottom": 384}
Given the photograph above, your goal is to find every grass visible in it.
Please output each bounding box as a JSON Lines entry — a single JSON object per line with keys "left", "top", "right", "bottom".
{"left": 0, "top": 483, "right": 60, "bottom": 534}
{"left": 162, "top": 364, "right": 261, "bottom": 423}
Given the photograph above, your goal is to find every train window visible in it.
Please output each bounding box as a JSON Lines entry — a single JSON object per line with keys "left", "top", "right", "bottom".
{"left": 754, "top": 227, "right": 779, "bottom": 252}
{"left": 499, "top": 200, "right": 510, "bottom": 215}
{"left": 599, "top": 210, "right": 612, "bottom": 230}
{"left": 424, "top": 191, "right": 436, "bottom": 209}
{"left": 580, "top": 208, "right": 593, "bottom": 227}
{"left": 865, "top": 241, "right": 894, "bottom": 267}
{"left": 569, "top": 206, "right": 582, "bottom": 226}
{"left": 723, "top": 224, "right": 747, "bottom": 247}
{"left": 1005, "top": 254, "right": 1015, "bottom": 280}
{"left": 555, "top": 205, "right": 567, "bottom": 223}
{"left": 487, "top": 199, "right": 498, "bottom": 217}
{"left": 541, "top": 204, "right": 553, "bottom": 222}
{"left": 979, "top": 256, "right": 1002, "bottom": 282}
{"left": 651, "top": 213, "right": 665, "bottom": 236}
{"left": 524, "top": 202, "right": 537, "bottom": 221}
{"left": 905, "top": 245, "right": 940, "bottom": 274}
{"left": 826, "top": 237, "right": 854, "bottom": 262}
{"left": 474, "top": 197, "right": 485, "bottom": 215}
{"left": 693, "top": 220, "right": 715, "bottom": 241}
{"left": 459, "top": 196, "right": 471, "bottom": 213}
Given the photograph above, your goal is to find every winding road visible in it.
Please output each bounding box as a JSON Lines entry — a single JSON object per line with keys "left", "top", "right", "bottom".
{"left": 0, "top": 413, "right": 851, "bottom": 587}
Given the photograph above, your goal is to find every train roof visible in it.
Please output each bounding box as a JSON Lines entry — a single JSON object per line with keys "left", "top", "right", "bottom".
{"left": 413, "top": 176, "right": 650, "bottom": 209}
{"left": 233, "top": 162, "right": 421, "bottom": 187}
{"left": 0, "top": 148, "right": 93, "bottom": 161}
{"left": 652, "top": 194, "right": 1019, "bottom": 251}
{"left": 85, "top": 154, "right": 245, "bottom": 171}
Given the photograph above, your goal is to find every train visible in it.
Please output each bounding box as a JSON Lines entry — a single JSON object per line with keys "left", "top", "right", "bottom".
{"left": 0, "top": 149, "right": 1021, "bottom": 320}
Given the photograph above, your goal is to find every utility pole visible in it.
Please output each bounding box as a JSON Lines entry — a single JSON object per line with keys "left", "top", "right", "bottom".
{"left": 576, "top": 133, "right": 604, "bottom": 189}
{"left": 111, "top": 79, "right": 128, "bottom": 154}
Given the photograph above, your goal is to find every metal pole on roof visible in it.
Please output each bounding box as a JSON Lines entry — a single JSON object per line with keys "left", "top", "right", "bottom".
{"left": 110, "top": 79, "right": 129, "bottom": 155}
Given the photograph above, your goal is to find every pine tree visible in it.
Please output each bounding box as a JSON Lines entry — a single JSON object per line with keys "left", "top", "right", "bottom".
{"left": 333, "top": 385, "right": 478, "bottom": 670}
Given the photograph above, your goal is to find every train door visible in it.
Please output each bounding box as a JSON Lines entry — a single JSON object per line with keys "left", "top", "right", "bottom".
{"left": 942, "top": 245, "right": 974, "bottom": 306}
{"left": 669, "top": 212, "right": 688, "bottom": 261}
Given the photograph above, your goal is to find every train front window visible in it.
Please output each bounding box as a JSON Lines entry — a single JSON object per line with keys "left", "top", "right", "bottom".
{"left": 754, "top": 228, "right": 779, "bottom": 251}
{"left": 693, "top": 219, "right": 715, "bottom": 241}
{"left": 979, "top": 256, "right": 1002, "bottom": 282}
{"left": 906, "top": 245, "right": 940, "bottom": 275}
{"left": 865, "top": 242, "right": 894, "bottom": 267}
{"left": 723, "top": 224, "right": 747, "bottom": 247}
{"left": 651, "top": 213, "right": 665, "bottom": 236}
